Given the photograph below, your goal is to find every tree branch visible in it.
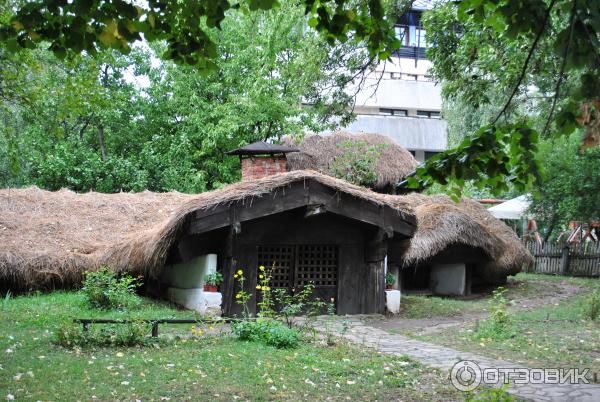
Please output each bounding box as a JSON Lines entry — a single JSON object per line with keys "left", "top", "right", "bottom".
{"left": 541, "top": 0, "right": 577, "bottom": 137}
{"left": 492, "top": 0, "right": 557, "bottom": 125}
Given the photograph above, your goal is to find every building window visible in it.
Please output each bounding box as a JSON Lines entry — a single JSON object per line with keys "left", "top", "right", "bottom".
{"left": 379, "top": 108, "right": 408, "bottom": 116}
{"left": 424, "top": 151, "right": 440, "bottom": 160}
{"left": 417, "top": 110, "right": 441, "bottom": 118}
{"left": 408, "top": 150, "right": 416, "bottom": 157}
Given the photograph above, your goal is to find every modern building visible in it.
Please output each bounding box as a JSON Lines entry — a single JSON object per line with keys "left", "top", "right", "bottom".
{"left": 339, "top": 0, "right": 447, "bottom": 162}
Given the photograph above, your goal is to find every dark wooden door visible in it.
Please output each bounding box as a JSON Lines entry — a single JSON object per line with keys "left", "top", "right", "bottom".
{"left": 256, "top": 244, "right": 339, "bottom": 310}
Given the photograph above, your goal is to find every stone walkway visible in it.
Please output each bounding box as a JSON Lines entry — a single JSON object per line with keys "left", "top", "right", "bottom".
{"left": 310, "top": 316, "right": 600, "bottom": 402}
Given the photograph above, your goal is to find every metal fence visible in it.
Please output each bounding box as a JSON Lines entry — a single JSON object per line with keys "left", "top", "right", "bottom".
{"left": 526, "top": 242, "right": 600, "bottom": 277}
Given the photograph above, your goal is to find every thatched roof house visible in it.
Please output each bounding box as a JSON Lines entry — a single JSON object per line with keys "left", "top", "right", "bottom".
{"left": 0, "top": 169, "right": 531, "bottom": 303}
{"left": 0, "top": 171, "right": 413, "bottom": 291}
{"left": 386, "top": 193, "right": 532, "bottom": 292}
{"left": 283, "top": 132, "right": 418, "bottom": 193}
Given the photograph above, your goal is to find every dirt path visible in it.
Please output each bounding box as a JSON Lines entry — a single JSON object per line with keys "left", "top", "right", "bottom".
{"left": 368, "top": 278, "right": 584, "bottom": 335}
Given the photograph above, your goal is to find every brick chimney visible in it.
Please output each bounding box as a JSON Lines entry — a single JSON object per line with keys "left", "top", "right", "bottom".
{"left": 227, "top": 141, "right": 299, "bottom": 181}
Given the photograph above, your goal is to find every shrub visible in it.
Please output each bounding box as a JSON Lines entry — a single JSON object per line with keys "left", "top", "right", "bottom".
{"left": 262, "top": 321, "right": 300, "bottom": 349}
{"left": 473, "top": 287, "right": 515, "bottom": 341}
{"left": 231, "top": 319, "right": 300, "bottom": 349}
{"left": 81, "top": 267, "right": 141, "bottom": 310}
{"left": 55, "top": 321, "right": 149, "bottom": 347}
{"left": 583, "top": 288, "right": 600, "bottom": 321}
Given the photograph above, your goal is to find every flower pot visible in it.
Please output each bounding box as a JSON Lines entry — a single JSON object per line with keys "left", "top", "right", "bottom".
{"left": 386, "top": 285, "right": 394, "bottom": 290}
{"left": 203, "top": 284, "right": 218, "bottom": 292}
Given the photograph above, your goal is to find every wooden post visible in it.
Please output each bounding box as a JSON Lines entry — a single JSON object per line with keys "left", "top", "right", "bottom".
{"left": 561, "top": 245, "right": 571, "bottom": 275}
{"left": 82, "top": 322, "right": 89, "bottom": 332}
{"left": 151, "top": 322, "right": 159, "bottom": 338}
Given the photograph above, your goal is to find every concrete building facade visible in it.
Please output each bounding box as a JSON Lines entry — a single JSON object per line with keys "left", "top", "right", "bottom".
{"left": 340, "top": 1, "right": 447, "bottom": 162}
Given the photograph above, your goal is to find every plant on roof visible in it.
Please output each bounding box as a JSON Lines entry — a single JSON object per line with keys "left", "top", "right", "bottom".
{"left": 81, "top": 266, "right": 142, "bottom": 310}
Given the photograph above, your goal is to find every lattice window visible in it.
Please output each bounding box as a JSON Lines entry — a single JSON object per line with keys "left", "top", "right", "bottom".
{"left": 295, "top": 245, "right": 338, "bottom": 287}
{"left": 257, "top": 246, "right": 293, "bottom": 289}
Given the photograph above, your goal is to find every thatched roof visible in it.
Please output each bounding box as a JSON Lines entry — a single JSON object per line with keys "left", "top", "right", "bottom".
{"left": 0, "top": 170, "right": 530, "bottom": 291}
{"left": 390, "top": 193, "right": 532, "bottom": 275}
{"left": 0, "top": 171, "right": 412, "bottom": 290}
{"left": 283, "top": 131, "right": 418, "bottom": 191}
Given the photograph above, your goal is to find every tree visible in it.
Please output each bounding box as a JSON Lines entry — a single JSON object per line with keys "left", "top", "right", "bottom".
{"left": 530, "top": 133, "right": 600, "bottom": 240}
{"left": 1, "top": 2, "right": 370, "bottom": 192}
{"left": 2, "top": 0, "right": 599, "bottom": 195}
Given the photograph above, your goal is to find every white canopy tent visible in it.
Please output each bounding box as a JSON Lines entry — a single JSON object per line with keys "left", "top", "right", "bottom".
{"left": 488, "top": 195, "right": 531, "bottom": 220}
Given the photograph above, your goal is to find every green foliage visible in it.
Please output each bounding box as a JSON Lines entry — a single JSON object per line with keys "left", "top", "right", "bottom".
{"left": 231, "top": 319, "right": 300, "bottom": 349}
{"left": 81, "top": 267, "right": 141, "bottom": 310}
{"left": 1, "top": 3, "right": 369, "bottom": 192}
{"left": 385, "top": 273, "right": 395, "bottom": 286}
{"left": 330, "top": 140, "right": 385, "bottom": 187}
{"left": 530, "top": 133, "right": 600, "bottom": 234}
{"left": 54, "top": 320, "right": 149, "bottom": 348}
{"left": 583, "top": 288, "right": 600, "bottom": 321}
{"left": 465, "top": 385, "right": 514, "bottom": 402}
{"left": 473, "top": 287, "right": 515, "bottom": 341}
{"left": 399, "top": 124, "right": 539, "bottom": 200}
{"left": 203, "top": 272, "right": 223, "bottom": 286}
{"left": 2, "top": 0, "right": 399, "bottom": 66}
{"left": 417, "top": 0, "right": 600, "bottom": 195}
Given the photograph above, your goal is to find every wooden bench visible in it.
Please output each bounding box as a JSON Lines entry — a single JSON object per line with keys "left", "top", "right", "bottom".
{"left": 73, "top": 317, "right": 252, "bottom": 337}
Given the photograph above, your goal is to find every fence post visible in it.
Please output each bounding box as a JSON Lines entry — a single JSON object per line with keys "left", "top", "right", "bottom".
{"left": 560, "top": 246, "right": 570, "bottom": 275}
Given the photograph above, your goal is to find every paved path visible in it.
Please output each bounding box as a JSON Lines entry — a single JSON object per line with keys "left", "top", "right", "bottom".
{"left": 311, "top": 317, "right": 600, "bottom": 402}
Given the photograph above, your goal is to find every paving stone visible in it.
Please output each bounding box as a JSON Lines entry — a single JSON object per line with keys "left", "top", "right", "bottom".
{"left": 309, "top": 317, "right": 600, "bottom": 402}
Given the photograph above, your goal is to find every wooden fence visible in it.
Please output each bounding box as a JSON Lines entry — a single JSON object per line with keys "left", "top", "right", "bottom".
{"left": 526, "top": 242, "right": 600, "bottom": 276}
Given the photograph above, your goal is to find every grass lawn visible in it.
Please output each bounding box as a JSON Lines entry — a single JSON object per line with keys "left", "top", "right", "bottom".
{"left": 398, "top": 273, "right": 550, "bottom": 319}
{"left": 0, "top": 292, "right": 464, "bottom": 401}
{"left": 412, "top": 274, "right": 600, "bottom": 374}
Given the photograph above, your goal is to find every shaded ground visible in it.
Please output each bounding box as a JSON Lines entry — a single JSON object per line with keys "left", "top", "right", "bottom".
{"left": 366, "top": 274, "right": 584, "bottom": 336}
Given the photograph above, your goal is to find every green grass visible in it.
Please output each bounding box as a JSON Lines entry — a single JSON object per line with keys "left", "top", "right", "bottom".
{"left": 415, "top": 276, "right": 600, "bottom": 372}
{"left": 0, "top": 291, "right": 462, "bottom": 401}
{"left": 398, "top": 273, "right": 596, "bottom": 320}
{"left": 399, "top": 295, "right": 487, "bottom": 319}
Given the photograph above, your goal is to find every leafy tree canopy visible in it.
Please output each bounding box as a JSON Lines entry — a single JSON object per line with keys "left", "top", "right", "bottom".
{"left": 1, "top": 0, "right": 399, "bottom": 67}
{"left": 2, "top": 0, "right": 599, "bottom": 197}
{"left": 1, "top": 2, "right": 369, "bottom": 192}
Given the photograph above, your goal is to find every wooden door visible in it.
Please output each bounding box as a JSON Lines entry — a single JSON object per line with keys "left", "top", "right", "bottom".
{"left": 256, "top": 244, "right": 339, "bottom": 310}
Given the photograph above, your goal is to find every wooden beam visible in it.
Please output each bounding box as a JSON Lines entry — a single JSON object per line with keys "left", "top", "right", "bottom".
{"left": 304, "top": 204, "right": 326, "bottom": 218}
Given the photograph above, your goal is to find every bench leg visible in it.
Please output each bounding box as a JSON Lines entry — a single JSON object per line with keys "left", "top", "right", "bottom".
{"left": 151, "top": 322, "right": 159, "bottom": 337}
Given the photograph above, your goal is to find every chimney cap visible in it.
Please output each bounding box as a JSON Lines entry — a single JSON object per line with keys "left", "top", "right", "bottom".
{"left": 226, "top": 141, "right": 299, "bottom": 156}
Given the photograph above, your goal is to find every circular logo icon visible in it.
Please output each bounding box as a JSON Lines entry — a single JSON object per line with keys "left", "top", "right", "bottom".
{"left": 450, "top": 360, "right": 482, "bottom": 391}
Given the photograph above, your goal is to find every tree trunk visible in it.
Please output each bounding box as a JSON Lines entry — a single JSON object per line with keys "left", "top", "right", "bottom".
{"left": 97, "top": 125, "right": 107, "bottom": 162}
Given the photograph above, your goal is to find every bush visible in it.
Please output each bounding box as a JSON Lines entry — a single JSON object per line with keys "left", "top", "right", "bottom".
{"left": 55, "top": 321, "right": 149, "bottom": 347}
{"left": 81, "top": 267, "right": 141, "bottom": 310}
{"left": 583, "top": 288, "right": 600, "bottom": 321}
{"left": 231, "top": 319, "right": 300, "bottom": 349}
{"left": 473, "top": 287, "right": 515, "bottom": 341}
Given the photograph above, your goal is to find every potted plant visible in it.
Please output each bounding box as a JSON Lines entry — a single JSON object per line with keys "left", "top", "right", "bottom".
{"left": 385, "top": 273, "right": 395, "bottom": 290}
{"left": 203, "top": 272, "right": 223, "bottom": 292}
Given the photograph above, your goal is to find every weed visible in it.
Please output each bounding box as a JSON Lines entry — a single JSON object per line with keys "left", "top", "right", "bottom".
{"left": 81, "top": 266, "right": 141, "bottom": 310}
{"left": 583, "top": 287, "right": 600, "bottom": 321}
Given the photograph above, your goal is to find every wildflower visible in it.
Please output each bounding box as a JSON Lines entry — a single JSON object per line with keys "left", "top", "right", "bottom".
{"left": 259, "top": 266, "right": 265, "bottom": 271}
{"left": 234, "top": 274, "right": 238, "bottom": 279}
{"left": 259, "top": 274, "right": 264, "bottom": 279}
{"left": 256, "top": 285, "right": 261, "bottom": 289}
{"left": 237, "top": 269, "right": 243, "bottom": 275}
{"left": 235, "top": 293, "right": 241, "bottom": 299}
{"left": 264, "top": 286, "right": 271, "bottom": 291}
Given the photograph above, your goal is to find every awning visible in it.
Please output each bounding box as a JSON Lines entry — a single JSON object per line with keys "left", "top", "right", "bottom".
{"left": 488, "top": 195, "right": 531, "bottom": 220}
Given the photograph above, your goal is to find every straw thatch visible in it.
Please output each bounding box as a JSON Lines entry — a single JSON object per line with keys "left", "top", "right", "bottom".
{"left": 0, "top": 170, "right": 412, "bottom": 290}
{"left": 283, "top": 131, "right": 418, "bottom": 191}
{"left": 389, "top": 193, "right": 532, "bottom": 275}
